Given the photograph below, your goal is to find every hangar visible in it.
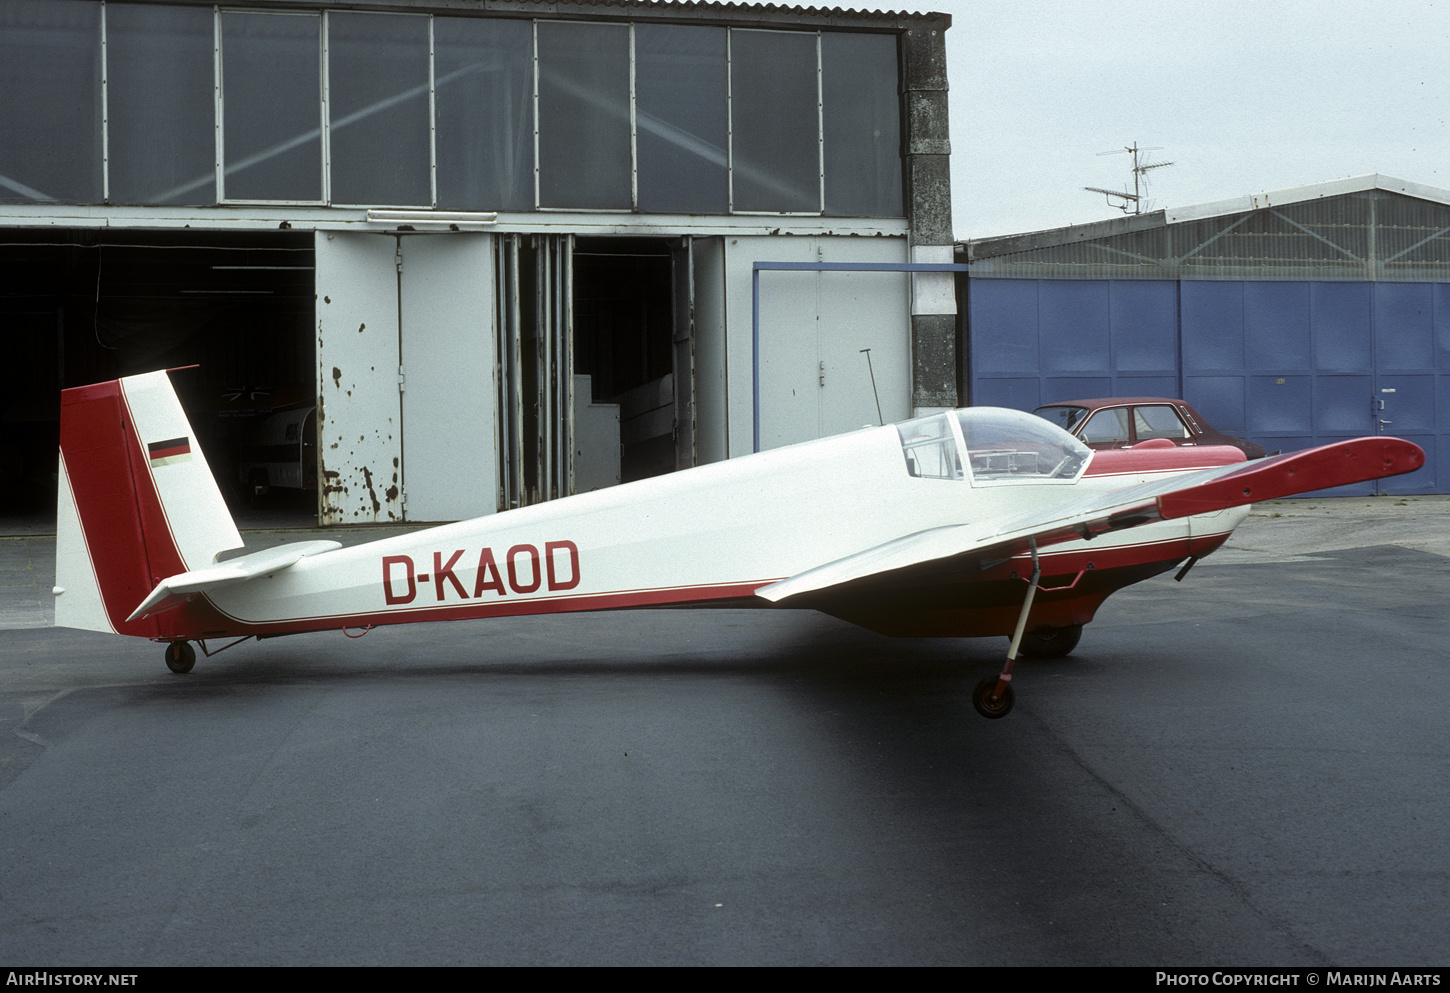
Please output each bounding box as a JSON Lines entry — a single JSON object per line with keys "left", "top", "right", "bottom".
{"left": 957, "top": 175, "right": 1450, "bottom": 495}
{"left": 0, "top": 0, "right": 955, "bottom": 525}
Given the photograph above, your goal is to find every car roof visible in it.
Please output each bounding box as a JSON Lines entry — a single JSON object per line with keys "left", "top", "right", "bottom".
{"left": 1036, "top": 398, "right": 1187, "bottom": 409}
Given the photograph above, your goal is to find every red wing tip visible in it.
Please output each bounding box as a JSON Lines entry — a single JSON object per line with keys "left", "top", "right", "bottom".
{"left": 1385, "top": 437, "right": 1427, "bottom": 472}
{"left": 1159, "top": 436, "right": 1426, "bottom": 518}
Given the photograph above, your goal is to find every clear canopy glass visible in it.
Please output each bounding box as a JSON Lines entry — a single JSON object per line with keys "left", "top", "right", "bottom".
{"left": 896, "top": 409, "right": 1089, "bottom": 484}
{"left": 956, "top": 407, "right": 1090, "bottom": 482}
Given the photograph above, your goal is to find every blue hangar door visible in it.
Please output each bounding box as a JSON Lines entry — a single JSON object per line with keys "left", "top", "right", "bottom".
{"left": 968, "top": 279, "right": 1448, "bottom": 495}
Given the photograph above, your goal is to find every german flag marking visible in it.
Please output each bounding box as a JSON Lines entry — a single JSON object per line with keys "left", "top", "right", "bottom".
{"left": 148, "top": 436, "right": 192, "bottom": 467}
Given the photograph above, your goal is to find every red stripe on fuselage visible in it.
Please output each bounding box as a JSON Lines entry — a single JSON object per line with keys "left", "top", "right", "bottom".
{"left": 179, "top": 579, "right": 776, "bottom": 639}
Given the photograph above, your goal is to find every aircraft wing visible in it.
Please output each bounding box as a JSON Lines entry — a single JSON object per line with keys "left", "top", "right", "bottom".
{"left": 757, "top": 436, "right": 1422, "bottom": 603}
{"left": 126, "top": 540, "right": 343, "bottom": 622}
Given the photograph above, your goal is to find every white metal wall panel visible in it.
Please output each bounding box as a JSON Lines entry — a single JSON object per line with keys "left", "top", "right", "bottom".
{"left": 399, "top": 233, "right": 499, "bottom": 521}
{"left": 726, "top": 235, "right": 910, "bottom": 455}
{"left": 315, "top": 231, "right": 404, "bottom": 525}
{"left": 819, "top": 256, "right": 911, "bottom": 434}
{"left": 751, "top": 243, "right": 821, "bottom": 451}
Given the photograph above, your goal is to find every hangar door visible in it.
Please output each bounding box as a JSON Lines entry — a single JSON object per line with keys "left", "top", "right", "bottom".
{"left": 968, "top": 278, "right": 1447, "bottom": 495}
{"left": 747, "top": 241, "right": 913, "bottom": 453}
{"left": 316, "top": 231, "right": 497, "bottom": 524}
{"left": 1181, "top": 281, "right": 1441, "bottom": 496}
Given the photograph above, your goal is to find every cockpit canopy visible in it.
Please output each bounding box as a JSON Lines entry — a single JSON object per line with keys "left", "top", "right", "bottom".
{"left": 897, "top": 408, "right": 1090, "bottom": 484}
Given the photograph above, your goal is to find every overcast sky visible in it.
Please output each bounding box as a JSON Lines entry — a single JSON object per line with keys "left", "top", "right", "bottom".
{"left": 859, "top": 0, "right": 1450, "bottom": 241}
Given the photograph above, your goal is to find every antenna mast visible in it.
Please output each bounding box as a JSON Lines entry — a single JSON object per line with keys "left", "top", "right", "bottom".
{"left": 1084, "top": 142, "right": 1174, "bottom": 214}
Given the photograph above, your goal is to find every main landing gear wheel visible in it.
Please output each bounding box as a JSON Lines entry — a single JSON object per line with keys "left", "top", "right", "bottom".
{"left": 973, "top": 677, "right": 1014, "bottom": 719}
{"left": 1018, "top": 624, "right": 1083, "bottom": 659}
{"left": 164, "top": 641, "right": 196, "bottom": 674}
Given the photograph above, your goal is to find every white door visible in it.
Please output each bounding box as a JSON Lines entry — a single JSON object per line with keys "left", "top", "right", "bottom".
{"left": 742, "top": 236, "right": 911, "bottom": 453}
{"left": 315, "top": 231, "right": 404, "bottom": 524}
{"left": 399, "top": 234, "right": 499, "bottom": 521}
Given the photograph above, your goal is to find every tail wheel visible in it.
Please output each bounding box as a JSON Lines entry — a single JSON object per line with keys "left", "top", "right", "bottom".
{"left": 1018, "top": 624, "right": 1083, "bottom": 659}
{"left": 164, "top": 641, "right": 196, "bottom": 674}
{"left": 972, "top": 677, "right": 1014, "bottom": 719}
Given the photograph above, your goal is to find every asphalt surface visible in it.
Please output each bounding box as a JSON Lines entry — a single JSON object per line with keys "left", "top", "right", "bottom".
{"left": 1, "top": 499, "right": 1447, "bottom": 965}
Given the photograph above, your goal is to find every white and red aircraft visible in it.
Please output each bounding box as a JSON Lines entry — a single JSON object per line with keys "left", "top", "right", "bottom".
{"left": 55, "top": 370, "right": 1423, "bottom": 718}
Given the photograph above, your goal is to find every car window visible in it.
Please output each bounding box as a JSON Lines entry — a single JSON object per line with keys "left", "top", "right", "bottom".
{"left": 1134, "top": 405, "right": 1191, "bottom": 441}
{"left": 1079, "top": 409, "right": 1130, "bottom": 445}
{"left": 1031, "top": 405, "right": 1087, "bottom": 433}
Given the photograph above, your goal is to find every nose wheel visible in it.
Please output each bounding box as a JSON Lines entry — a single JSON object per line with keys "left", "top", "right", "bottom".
{"left": 973, "top": 677, "right": 1014, "bottom": 719}
{"left": 164, "top": 641, "right": 196, "bottom": 674}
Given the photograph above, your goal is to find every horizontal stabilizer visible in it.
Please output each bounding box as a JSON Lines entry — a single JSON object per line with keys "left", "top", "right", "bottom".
{"left": 1157, "top": 437, "right": 1423, "bottom": 518}
{"left": 127, "top": 540, "right": 343, "bottom": 622}
{"left": 758, "top": 436, "right": 1423, "bottom": 604}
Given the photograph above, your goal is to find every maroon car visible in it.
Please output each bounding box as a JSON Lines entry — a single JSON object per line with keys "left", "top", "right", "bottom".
{"left": 1031, "top": 397, "right": 1267, "bottom": 460}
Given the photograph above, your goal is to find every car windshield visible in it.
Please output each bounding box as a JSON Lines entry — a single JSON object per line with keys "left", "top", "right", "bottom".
{"left": 1032, "top": 405, "right": 1088, "bottom": 433}
{"left": 956, "top": 408, "right": 1090, "bottom": 483}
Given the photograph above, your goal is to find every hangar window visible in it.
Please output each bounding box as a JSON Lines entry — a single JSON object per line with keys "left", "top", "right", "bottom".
{"left": 822, "top": 32, "right": 902, "bottom": 217}
{"left": 0, "top": 9, "right": 905, "bottom": 217}
{"left": 434, "top": 16, "right": 534, "bottom": 212}
{"left": 0, "top": 0, "right": 101, "bottom": 205}
{"left": 220, "top": 11, "right": 323, "bottom": 203}
{"left": 106, "top": 2, "right": 215, "bottom": 205}
{"left": 635, "top": 24, "right": 729, "bottom": 214}
{"left": 327, "top": 12, "right": 432, "bottom": 208}
{"left": 536, "top": 21, "right": 633, "bottom": 210}
{"left": 730, "top": 29, "right": 821, "bottom": 213}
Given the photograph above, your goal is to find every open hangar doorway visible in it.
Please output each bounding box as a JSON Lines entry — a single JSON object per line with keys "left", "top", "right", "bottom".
{"left": 0, "top": 228, "right": 315, "bottom": 531}
{"left": 570, "top": 235, "right": 709, "bottom": 485}
{"left": 495, "top": 232, "right": 711, "bottom": 508}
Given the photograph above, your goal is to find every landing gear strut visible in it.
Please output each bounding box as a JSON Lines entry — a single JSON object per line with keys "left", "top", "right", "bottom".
{"left": 164, "top": 641, "right": 196, "bottom": 674}
{"left": 975, "top": 537, "right": 1086, "bottom": 719}
{"left": 158, "top": 635, "right": 252, "bottom": 674}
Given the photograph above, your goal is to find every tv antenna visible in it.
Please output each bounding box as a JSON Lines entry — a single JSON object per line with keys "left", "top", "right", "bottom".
{"left": 1084, "top": 142, "right": 1174, "bottom": 214}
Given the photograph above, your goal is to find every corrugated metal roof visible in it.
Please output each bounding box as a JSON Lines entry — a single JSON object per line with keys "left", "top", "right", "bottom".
{"left": 1164, "top": 174, "right": 1450, "bottom": 223}
{"left": 959, "top": 175, "right": 1450, "bottom": 282}
{"left": 253, "top": 0, "right": 950, "bottom": 29}
{"left": 963, "top": 174, "right": 1450, "bottom": 259}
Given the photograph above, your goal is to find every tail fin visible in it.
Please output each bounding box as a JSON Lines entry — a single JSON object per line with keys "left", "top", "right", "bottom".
{"left": 55, "top": 371, "right": 243, "bottom": 636}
